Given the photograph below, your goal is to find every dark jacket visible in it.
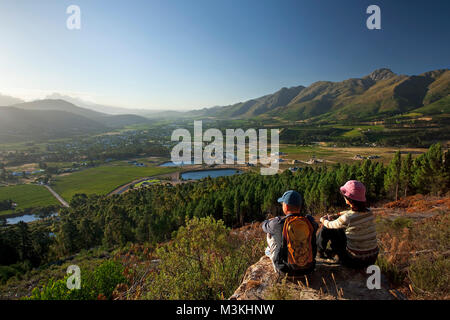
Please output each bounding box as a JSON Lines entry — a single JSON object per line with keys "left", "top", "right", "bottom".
{"left": 262, "top": 214, "right": 318, "bottom": 274}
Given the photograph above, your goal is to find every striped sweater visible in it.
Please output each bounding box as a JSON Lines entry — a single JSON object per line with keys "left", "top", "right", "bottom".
{"left": 323, "top": 209, "right": 378, "bottom": 257}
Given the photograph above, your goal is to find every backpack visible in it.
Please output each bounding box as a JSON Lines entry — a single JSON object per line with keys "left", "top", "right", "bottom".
{"left": 281, "top": 215, "right": 315, "bottom": 270}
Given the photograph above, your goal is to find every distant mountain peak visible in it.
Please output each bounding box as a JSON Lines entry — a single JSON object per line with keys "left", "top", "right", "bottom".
{"left": 0, "top": 93, "right": 24, "bottom": 106}
{"left": 366, "top": 68, "right": 396, "bottom": 81}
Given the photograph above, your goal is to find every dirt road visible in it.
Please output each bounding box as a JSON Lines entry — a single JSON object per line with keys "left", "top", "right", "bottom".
{"left": 44, "top": 185, "right": 70, "bottom": 208}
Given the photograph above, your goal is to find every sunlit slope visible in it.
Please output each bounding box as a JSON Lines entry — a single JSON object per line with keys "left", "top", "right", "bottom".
{"left": 195, "top": 68, "right": 449, "bottom": 122}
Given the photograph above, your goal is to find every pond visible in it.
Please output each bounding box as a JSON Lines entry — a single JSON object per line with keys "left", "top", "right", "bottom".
{"left": 159, "top": 161, "right": 193, "bottom": 167}
{"left": 4, "top": 212, "right": 57, "bottom": 225}
{"left": 181, "top": 169, "right": 241, "bottom": 180}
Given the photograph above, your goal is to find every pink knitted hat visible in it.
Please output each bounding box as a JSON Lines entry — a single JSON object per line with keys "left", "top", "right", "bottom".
{"left": 340, "top": 180, "right": 366, "bottom": 202}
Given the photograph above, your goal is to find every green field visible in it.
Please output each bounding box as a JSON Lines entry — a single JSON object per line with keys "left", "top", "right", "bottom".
{"left": 134, "top": 179, "right": 160, "bottom": 188}
{"left": 0, "top": 184, "right": 59, "bottom": 216}
{"left": 280, "top": 145, "right": 337, "bottom": 158}
{"left": 279, "top": 145, "right": 428, "bottom": 165}
{"left": 52, "top": 164, "right": 177, "bottom": 201}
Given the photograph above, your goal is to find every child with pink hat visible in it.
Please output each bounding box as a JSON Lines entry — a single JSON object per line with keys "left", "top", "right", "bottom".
{"left": 317, "top": 180, "right": 379, "bottom": 269}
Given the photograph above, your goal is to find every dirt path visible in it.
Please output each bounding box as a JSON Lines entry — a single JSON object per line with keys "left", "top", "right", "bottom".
{"left": 44, "top": 185, "right": 70, "bottom": 208}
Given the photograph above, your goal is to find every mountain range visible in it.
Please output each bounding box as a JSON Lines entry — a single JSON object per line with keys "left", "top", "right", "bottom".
{"left": 0, "top": 67, "right": 448, "bottom": 143}
{"left": 194, "top": 68, "right": 450, "bottom": 121}
{"left": 0, "top": 99, "right": 150, "bottom": 143}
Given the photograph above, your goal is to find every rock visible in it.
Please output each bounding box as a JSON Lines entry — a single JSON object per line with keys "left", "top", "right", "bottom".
{"left": 230, "top": 256, "right": 395, "bottom": 300}
{"left": 367, "top": 68, "right": 396, "bottom": 81}
{"left": 230, "top": 256, "right": 278, "bottom": 300}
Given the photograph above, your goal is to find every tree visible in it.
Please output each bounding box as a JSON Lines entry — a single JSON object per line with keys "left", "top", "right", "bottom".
{"left": 16, "top": 222, "right": 33, "bottom": 262}
{"left": 55, "top": 218, "right": 80, "bottom": 255}
{"left": 443, "top": 150, "right": 450, "bottom": 193}
{"left": 427, "top": 143, "right": 445, "bottom": 195}
{"left": 400, "top": 153, "right": 414, "bottom": 197}
{"left": 385, "top": 151, "right": 402, "bottom": 200}
{"left": 413, "top": 143, "right": 445, "bottom": 195}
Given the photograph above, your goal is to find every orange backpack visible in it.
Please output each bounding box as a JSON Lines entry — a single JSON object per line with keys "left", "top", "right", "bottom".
{"left": 282, "top": 215, "right": 314, "bottom": 269}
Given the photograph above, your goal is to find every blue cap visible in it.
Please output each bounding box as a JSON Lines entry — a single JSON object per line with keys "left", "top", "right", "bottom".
{"left": 278, "top": 190, "right": 302, "bottom": 207}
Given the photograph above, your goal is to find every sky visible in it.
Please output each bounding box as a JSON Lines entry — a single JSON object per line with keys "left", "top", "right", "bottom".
{"left": 0, "top": 0, "right": 449, "bottom": 110}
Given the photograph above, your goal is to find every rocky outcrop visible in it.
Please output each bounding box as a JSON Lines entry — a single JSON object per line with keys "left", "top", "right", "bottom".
{"left": 366, "top": 68, "right": 396, "bottom": 81}
{"left": 230, "top": 255, "right": 396, "bottom": 300}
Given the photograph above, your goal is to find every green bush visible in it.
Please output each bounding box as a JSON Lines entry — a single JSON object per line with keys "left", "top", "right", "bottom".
{"left": 92, "top": 260, "right": 126, "bottom": 299}
{"left": 0, "top": 262, "right": 31, "bottom": 284}
{"left": 26, "top": 260, "right": 125, "bottom": 300}
{"left": 376, "top": 255, "right": 406, "bottom": 286}
{"left": 144, "top": 216, "right": 263, "bottom": 300}
{"left": 390, "top": 217, "right": 413, "bottom": 230}
{"left": 376, "top": 217, "right": 413, "bottom": 233}
{"left": 27, "top": 277, "right": 73, "bottom": 300}
{"left": 0, "top": 266, "right": 19, "bottom": 284}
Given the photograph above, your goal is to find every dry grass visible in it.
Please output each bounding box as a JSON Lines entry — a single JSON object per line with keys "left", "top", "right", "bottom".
{"left": 376, "top": 195, "right": 450, "bottom": 299}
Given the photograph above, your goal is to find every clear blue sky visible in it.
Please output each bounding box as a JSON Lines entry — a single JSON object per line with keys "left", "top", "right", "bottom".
{"left": 0, "top": 0, "right": 449, "bottom": 110}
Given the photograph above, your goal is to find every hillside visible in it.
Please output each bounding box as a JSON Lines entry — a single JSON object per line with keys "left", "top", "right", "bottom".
{"left": 0, "top": 107, "right": 107, "bottom": 143}
{"left": 194, "top": 68, "right": 450, "bottom": 121}
{"left": 0, "top": 93, "right": 24, "bottom": 106}
{"left": 10, "top": 99, "right": 151, "bottom": 127}
{"left": 0, "top": 99, "right": 152, "bottom": 142}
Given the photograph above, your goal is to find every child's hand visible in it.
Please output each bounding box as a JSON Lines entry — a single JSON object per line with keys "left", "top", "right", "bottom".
{"left": 327, "top": 214, "right": 339, "bottom": 221}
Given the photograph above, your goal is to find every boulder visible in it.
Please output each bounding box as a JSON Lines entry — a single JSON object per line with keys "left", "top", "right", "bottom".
{"left": 230, "top": 255, "right": 396, "bottom": 300}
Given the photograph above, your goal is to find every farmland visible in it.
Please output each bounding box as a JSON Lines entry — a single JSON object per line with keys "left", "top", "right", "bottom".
{"left": 278, "top": 145, "right": 429, "bottom": 165}
{"left": 51, "top": 163, "right": 177, "bottom": 201}
{"left": 0, "top": 184, "right": 59, "bottom": 216}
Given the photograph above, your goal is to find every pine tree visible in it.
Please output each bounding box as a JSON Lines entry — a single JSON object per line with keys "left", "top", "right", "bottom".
{"left": 400, "top": 153, "right": 414, "bottom": 197}
{"left": 443, "top": 150, "right": 450, "bottom": 193}
{"left": 16, "top": 222, "right": 33, "bottom": 262}
{"left": 385, "top": 151, "right": 402, "bottom": 200}
{"left": 427, "top": 143, "right": 444, "bottom": 194}
{"left": 358, "top": 160, "right": 374, "bottom": 201}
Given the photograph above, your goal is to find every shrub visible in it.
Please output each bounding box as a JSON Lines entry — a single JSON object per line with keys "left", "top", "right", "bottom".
{"left": 0, "top": 262, "right": 31, "bottom": 284}
{"left": 144, "top": 216, "right": 264, "bottom": 300}
{"left": 26, "top": 260, "right": 125, "bottom": 300}
{"left": 390, "top": 217, "right": 413, "bottom": 230}
{"left": 0, "top": 266, "right": 19, "bottom": 285}
{"left": 376, "top": 255, "right": 406, "bottom": 286}
{"left": 92, "top": 260, "right": 126, "bottom": 299}
{"left": 27, "top": 277, "right": 74, "bottom": 300}
{"left": 265, "top": 277, "right": 293, "bottom": 300}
